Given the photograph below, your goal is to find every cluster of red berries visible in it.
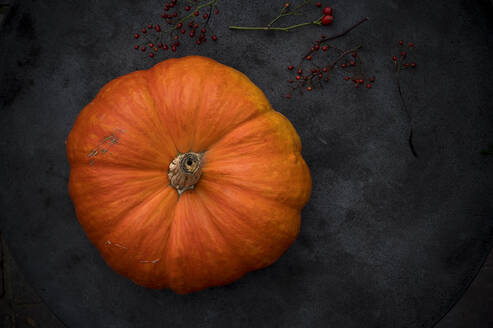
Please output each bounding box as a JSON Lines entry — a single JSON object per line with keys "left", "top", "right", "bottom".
{"left": 315, "top": 3, "right": 334, "bottom": 26}
{"left": 339, "top": 51, "right": 376, "bottom": 89}
{"left": 132, "top": 0, "right": 219, "bottom": 58}
{"left": 285, "top": 32, "right": 374, "bottom": 98}
{"left": 393, "top": 40, "right": 416, "bottom": 70}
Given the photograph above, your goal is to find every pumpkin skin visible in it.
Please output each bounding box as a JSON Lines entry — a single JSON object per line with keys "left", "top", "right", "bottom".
{"left": 66, "top": 56, "right": 311, "bottom": 294}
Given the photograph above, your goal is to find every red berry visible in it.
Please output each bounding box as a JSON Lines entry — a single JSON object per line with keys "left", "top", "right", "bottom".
{"left": 288, "top": 65, "right": 294, "bottom": 70}
{"left": 173, "top": 12, "right": 178, "bottom": 17}
{"left": 366, "top": 83, "right": 372, "bottom": 89}
{"left": 189, "top": 21, "right": 194, "bottom": 27}
{"left": 149, "top": 53, "right": 155, "bottom": 58}
{"left": 169, "top": 2, "right": 174, "bottom": 8}
{"left": 399, "top": 40, "right": 404, "bottom": 45}
{"left": 177, "top": 23, "right": 183, "bottom": 28}
{"left": 352, "top": 52, "right": 357, "bottom": 58}
{"left": 321, "top": 15, "right": 334, "bottom": 25}
{"left": 189, "top": 31, "right": 195, "bottom": 37}
{"left": 162, "top": 13, "right": 168, "bottom": 18}
{"left": 134, "top": 45, "right": 139, "bottom": 50}
{"left": 164, "top": 5, "right": 169, "bottom": 11}
{"left": 350, "top": 61, "right": 355, "bottom": 66}
{"left": 141, "top": 46, "right": 146, "bottom": 52}
{"left": 392, "top": 56, "right": 397, "bottom": 61}
{"left": 314, "top": 44, "right": 320, "bottom": 50}
{"left": 134, "top": 33, "right": 140, "bottom": 39}
{"left": 341, "top": 63, "right": 347, "bottom": 68}
{"left": 312, "top": 68, "right": 318, "bottom": 74}
{"left": 155, "top": 24, "right": 161, "bottom": 32}
{"left": 345, "top": 76, "right": 350, "bottom": 81}
{"left": 298, "top": 69, "right": 303, "bottom": 74}
{"left": 154, "top": 47, "right": 158, "bottom": 52}
{"left": 306, "top": 55, "right": 312, "bottom": 60}
{"left": 322, "top": 67, "right": 328, "bottom": 72}
{"left": 296, "top": 75, "right": 301, "bottom": 80}
{"left": 171, "top": 45, "right": 176, "bottom": 52}
{"left": 323, "top": 7, "right": 332, "bottom": 15}
{"left": 194, "top": 23, "right": 199, "bottom": 28}
{"left": 215, "top": 9, "right": 220, "bottom": 15}
{"left": 149, "top": 43, "right": 154, "bottom": 47}
{"left": 316, "top": 2, "right": 322, "bottom": 7}
{"left": 401, "top": 51, "right": 407, "bottom": 57}
{"left": 358, "top": 79, "right": 364, "bottom": 84}
{"left": 185, "top": 5, "right": 191, "bottom": 11}
{"left": 404, "top": 63, "right": 409, "bottom": 67}
{"left": 163, "top": 44, "right": 169, "bottom": 50}
{"left": 201, "top": 28, "right": 207, "bottom": 33}
{"left": 147, "top": 24, "right": 153, "bottom": 29}
{"left": 181, "top": 28, "right": 186, "bottom": 34}
{"left": 369, "top": 76, "right": 375, "bottom": 82}
{"left": 194, "top": 11, "right": 199, "bottom": 16}
{"left": 196, "top": 40, "right": 201, "bottom": 45}
{"left": 212, "top": 35, "right": 218, "bottom": 41}
{"left": 286, "top": 94, "right": 291, "bottom": 99}
{"left": 142, "top": 28, "right": 147, "bottom": 33}
{"left": 203, "top": 13, "right": 208, "bottom": 19}
{"left": 158, "top": 42, "right": 163, "bottom": 48}
{"left": 409, "top": 42, "right": 414, "bottom": 47}
{"left": 307, "top": 86, "right": 312, "bottom": 91}
{"left": 174, "top": 35, "right": 179, "bottom": 40}
{"left": 411, "top": 62, "right": 416, "bottom": 68}
{"left": 322, "top": 45, "right": 328, "bottom": 51}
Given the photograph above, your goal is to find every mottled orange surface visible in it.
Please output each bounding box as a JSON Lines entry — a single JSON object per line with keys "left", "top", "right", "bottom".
{"left": 66, "top": 56, "right": 311, "bottom": 294}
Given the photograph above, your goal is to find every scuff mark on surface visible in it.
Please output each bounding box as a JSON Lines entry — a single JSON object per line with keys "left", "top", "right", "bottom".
{"left": 87, "top": 129, "right": 126, "bottom": 165}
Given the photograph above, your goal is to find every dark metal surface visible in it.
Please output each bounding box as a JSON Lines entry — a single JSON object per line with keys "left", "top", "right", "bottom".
{"left": 1, "top": 0, "right": 492, "bottom": 327}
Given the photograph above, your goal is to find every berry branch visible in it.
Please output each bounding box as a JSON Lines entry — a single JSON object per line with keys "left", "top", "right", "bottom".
{"left": 392, "top": 41, "right": 418, "bottom": 157}
{"left": 229, "top": 1, "right": 335, "bottom": 32}
{"left": 132, "top": 0, "right": 220, "bottom": 57}
{"left": 285, "top": 17, "right": 372, "bottom": 97}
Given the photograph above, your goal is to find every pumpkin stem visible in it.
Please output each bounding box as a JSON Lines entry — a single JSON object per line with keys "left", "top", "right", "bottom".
{"left": 168, "top": 152, "right": 203, "bottom": 195}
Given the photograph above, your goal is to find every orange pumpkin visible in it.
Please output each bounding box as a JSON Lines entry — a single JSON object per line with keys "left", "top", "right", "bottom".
{"left": 66, "top": 56, "right": 311, "bottom": 294}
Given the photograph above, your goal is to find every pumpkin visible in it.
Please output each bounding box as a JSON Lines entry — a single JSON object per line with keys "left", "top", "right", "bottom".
{"left": 66, "top": 56, "right": 311, "bottom": 294}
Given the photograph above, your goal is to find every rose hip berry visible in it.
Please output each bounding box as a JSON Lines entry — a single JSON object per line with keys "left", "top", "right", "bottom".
{"left": 134, "top": 33, "right": 140, "bottom": 39}
{"left": 323, "top": 7, "right": 332, "bottom": 15}
{"left": 212, "top": 35, "right": 218, "bottom": 41}
{"left": 316, "top": 2, "right": 322, "bottom": 7}
{"left": 288, "top": 65, "right": 294, "bottom": 70}
{"left": 321, "top": 15, "right": 334, "bottom": 25}
{"left": 322, "top": 45, "right": 328, "bottom": 51}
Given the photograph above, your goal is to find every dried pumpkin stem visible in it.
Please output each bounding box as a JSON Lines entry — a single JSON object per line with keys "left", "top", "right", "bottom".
{"left": 168, "top": 152, "right": 203, "bottom": 195}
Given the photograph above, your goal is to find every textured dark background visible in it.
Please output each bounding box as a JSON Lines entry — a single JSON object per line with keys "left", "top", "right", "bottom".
{"left": 1, "top": 0, "right": 493, "bottom": 327}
